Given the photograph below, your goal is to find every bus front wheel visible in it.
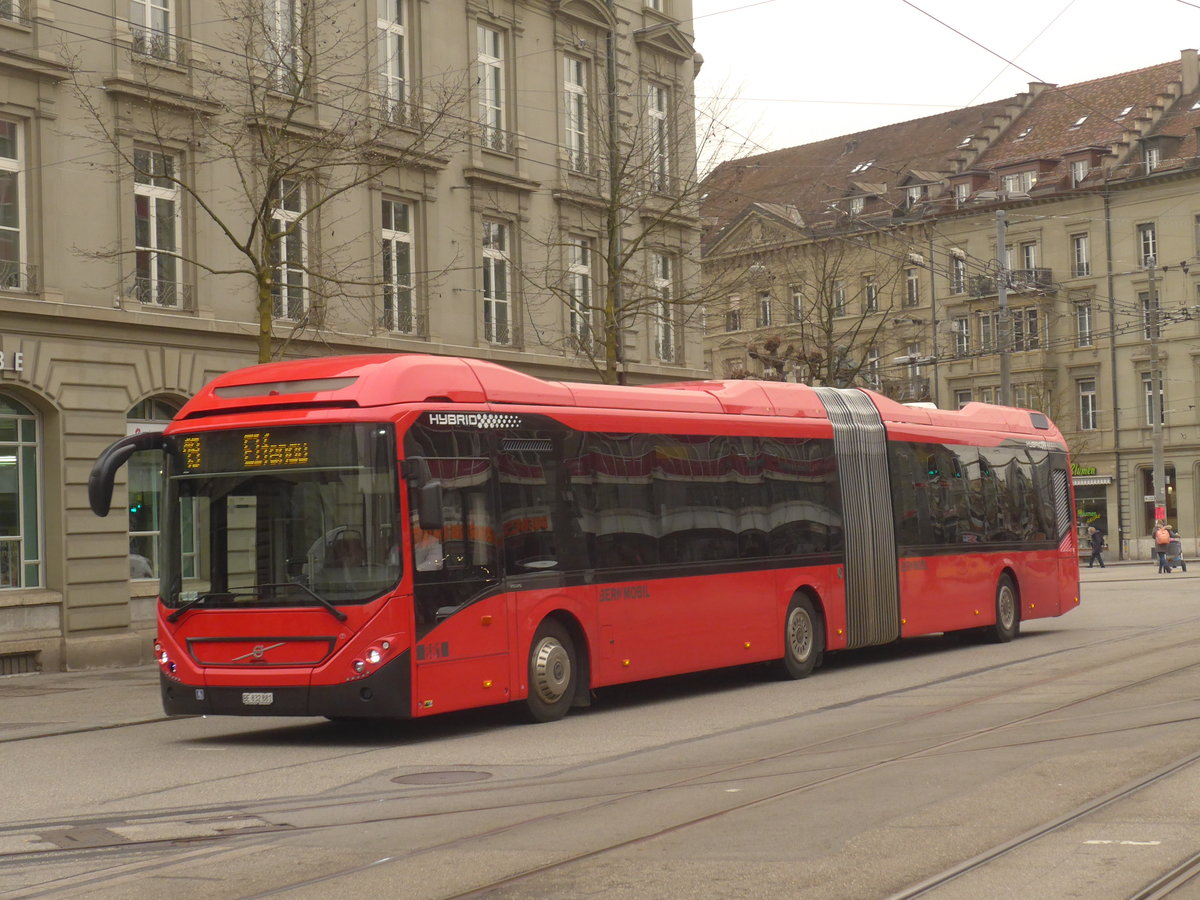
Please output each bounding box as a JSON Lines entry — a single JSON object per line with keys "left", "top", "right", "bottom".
{"left": 985, "top": 574, "right": 1020, "bottom": 643}
{"left": 772, "top": 596, "right": 824, "bottom": 679}
{"left": 523, "top": 619, "right": 576, "bottom": 723}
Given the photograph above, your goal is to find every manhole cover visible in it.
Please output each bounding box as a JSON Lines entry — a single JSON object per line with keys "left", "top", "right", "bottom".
{"left": 392, "top": 770, "right": 492, "bottom": 785}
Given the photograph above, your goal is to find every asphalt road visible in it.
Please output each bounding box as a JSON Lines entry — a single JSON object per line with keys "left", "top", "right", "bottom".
{"left": 4, "top": 563, "right": 1200, "bottom": 899}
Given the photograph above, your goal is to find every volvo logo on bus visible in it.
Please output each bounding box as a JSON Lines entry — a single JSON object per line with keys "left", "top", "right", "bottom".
{"left": 427, "top": 412, "right": 522, "bottom": 429}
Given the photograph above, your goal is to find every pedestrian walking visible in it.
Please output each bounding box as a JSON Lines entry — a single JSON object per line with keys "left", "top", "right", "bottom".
{"left": 1153, "top": 520, "right": 1172, "bottom": 573}
{"left": 1087, "top": 526, "right": 1106, "bottom": 568}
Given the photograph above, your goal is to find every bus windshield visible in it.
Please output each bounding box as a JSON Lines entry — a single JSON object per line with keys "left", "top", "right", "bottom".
{"left": 160, "top": 423, "right": 400, "bottom": 611}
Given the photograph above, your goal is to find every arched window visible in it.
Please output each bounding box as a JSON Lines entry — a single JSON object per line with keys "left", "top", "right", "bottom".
{"left": 128, "top": 397, "right": 182, "bottom": 580}
{"left": 0, "top": 396, "right": 40, "bottom": 588}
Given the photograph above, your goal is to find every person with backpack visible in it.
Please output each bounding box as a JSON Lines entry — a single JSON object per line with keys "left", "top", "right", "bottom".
{"left": 1153, "top": 520, "right": 1172, "bottom": 573}
{"left": 1168, "top": 526, "right": 1187, "bottom": 573}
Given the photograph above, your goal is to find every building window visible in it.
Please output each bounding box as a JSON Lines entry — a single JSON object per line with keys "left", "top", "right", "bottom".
{"left": 130, "top": 0, "right": 173, "bottom": 61}
{"left": 381, "top": 198, "right": 414, "bottom": 333}
{"left": 1019, "top": 241, "right": 1038, "bottom": 271}
{"left": 1144, "top": 145, "right": 1160, "bottom": 172}
{"left": 0, "top": 121, "right": 25, "bottom": 290}
{"left": 652, "top": 252, "right": 675, "bottom": 361}
{"left": 725, "top": 308, "right": 741, "bottom": 332}
{"left": 1071, "top": 233, "right": 1090, "bottom": 277}
{"left": 950, "top": 256, "right": 965, "bottom": 294}
{"left": 377, "top": 0, "right": 407, "bottom": 123}
{"left": 979, "top": 386, "right": 996, "bottom": 405}
{"left": 864, "top": 347, "right": 880, "bottom": 388}
{"left": 264, "top": 0, "right": 303, "bottom": 93}
{"left": 848, "top": 195, "right": 864, "bottom": 215}
{"left": 1143, "top": 372, "right": 1165, "bottom": 426}
{"left": 905, "top": 184, "right": 926, "bottom": 207}
{"left": 1070, "top": 159, "right": 1089, "bottom": 187}
{"left": 482, "top": 219, "right": 511, "bottom": 345}
{"left": 647, "top": 83, "right": 670, "bottom": 192}
{"left": 904, "top": 267, "right": 919, "bottom": 307}
{"left": 788, "top": 283, "right": 803, "bottom": 322}
{"left": 953, "top": 182, "right": 969, "bottom": 205}
{"left": 954, "top": 389, "right": 972, "bottom": 409}
{"left": 567, "top": 236, "right": 591, "bottom": 343}
{"left": 271, "top": 178, "right": 306, "bottom": 320}
{"left": 133, "top": 149, "right": 181, "bottom": 308}
{"left": 0, "top": 396, "right": 39, "bottom": 589}
{"left": 477, "top": 25, "right": 507, "bottom": 151}
{"left": 1140, "top": 290, "right": 1160, "bottom": 340}
{"left": 905, "top": 342, "right": 921, "bottom": 379}
{"left": 1076, "top": 301, "right": 1093, "bottom": 347}
{"left": 862, "top": 275, "right": 878, "bottom": 312}
{"left": 953, "top": 316, "right": 970, "bottom": 356}
{"left": 1006, "top": 170, "right": 1035, "bottom": 193}
{"left": 1137, "top": 222, "right": 1157, "bottom": 266}
{"left": 832, "top": 280, "right": 846, "bottom": 316}
{"left": 1078, "top": 379, "right": 1097, "bottom": 430}
{"left": 757, "top": 291, "right": 772, "bottom": 327}
{"left": 1012, "top": 307, "right": 1039, "bottom": 351}
{"left": 563, "top": 56, "right": 588, "bottom": 171}
{"left": 127, "top": 397, "right": 181, "bottom": 581}
{"left": 645, "top": 0, "right": 663, "bottom": 9}
{"left": 978, "top": 311, "right": 997, "bottom": 351}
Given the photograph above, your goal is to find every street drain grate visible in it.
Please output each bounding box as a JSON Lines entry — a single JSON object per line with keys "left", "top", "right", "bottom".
{"left": 392, "top": 770, "right": 492, "bottom": 785}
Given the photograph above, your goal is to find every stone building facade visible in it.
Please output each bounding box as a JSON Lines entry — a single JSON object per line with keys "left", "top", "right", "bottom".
{"left": 702, "top": 50, "right": 1200, "bottom": 563}
{"left": 0, "top": 0, "right": 703, "bottom": 671}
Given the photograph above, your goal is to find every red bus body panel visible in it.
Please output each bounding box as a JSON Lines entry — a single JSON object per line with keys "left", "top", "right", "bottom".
{"left": 148, "top": 354, "right": 1079, "bottom": 721}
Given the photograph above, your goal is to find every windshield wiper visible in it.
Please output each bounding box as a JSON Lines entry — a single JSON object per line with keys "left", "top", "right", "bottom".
{"left": 166, "top": 591, "right": 253, "bottom": 623}
{"left": 264, "top": 581, "right": 349, "bottom": 622}
{"left": 166, "top": 584, "right": 348, "bottom": 623}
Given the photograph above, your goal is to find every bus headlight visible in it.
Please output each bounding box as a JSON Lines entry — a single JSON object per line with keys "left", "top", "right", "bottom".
{"left": 366, "top": 648, "right": 382, "bottom": 665}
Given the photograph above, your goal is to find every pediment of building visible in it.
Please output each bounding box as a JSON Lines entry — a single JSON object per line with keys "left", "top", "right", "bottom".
{"left": 633, "top": 23, "right": 695, "bottom": 60}
{"left": 552, "top": 0, "right": 615, "bottom": 29}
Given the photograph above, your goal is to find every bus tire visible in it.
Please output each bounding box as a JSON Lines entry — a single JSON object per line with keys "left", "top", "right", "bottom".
{"left": 522, "top": 619, "right": 576, "bottom": 723}
{"left": 986, "top": 574, "right": 1020, "bottom": 643}
{"left": 772, "top": 596, "right": 824, "bottom": 679}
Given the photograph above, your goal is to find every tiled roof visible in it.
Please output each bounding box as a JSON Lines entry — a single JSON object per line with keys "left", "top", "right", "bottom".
{"left": 701, "top": 52, "right": 1200, "bottom": 252}
{"left": 700, "top": 97, "right": 1025, "bottom": 246}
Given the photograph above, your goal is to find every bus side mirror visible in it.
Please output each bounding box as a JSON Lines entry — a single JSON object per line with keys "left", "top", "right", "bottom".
{"left": 418, "top": 481, "right": 444, "bottom": 531}
{"left": 88, "top": 431, "right": 172, "bottom": 517}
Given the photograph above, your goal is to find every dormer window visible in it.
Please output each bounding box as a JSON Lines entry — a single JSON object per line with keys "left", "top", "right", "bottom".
{"left": 1001, "top": 170, "right": 1036, "bottom": 194}
{"left": 954, "top": 182, "right": 969, "bottom": 205}
{"left": 1070, "top": 115, "right": 1088, "bottom": 129}
{"left": 1116, "top": 105, "right": 1134, "bottom": 120}
{"left": 1070, "top": 159, "right": 1089, "bottom": 187}
{"left": 848, "top": 196, "right": 864, "bottom": 215}
{"left": 958, "top": 134, "right": 974, "bottom": 148}
{"left": 1144, "top": 145, "right": 1161, "bottom": 171}
{"left": 906, "top": 184, "right": 927, "bottom": 204}
{"left": 849, "top": 159, "right": 874, "bottom": 174}
{"left": 1015, "top": 125, "right": 1034, "bottom": 140}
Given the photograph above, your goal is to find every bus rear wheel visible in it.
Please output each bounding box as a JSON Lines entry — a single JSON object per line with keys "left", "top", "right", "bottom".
{"left": 772, "top": 596, "right": 824, "bottom": 680}
{"left": 985, "top": 574, "right": 1020, "bottom": 643}
{"left": 522, "top": 619, "right": 576, "bottom": 723}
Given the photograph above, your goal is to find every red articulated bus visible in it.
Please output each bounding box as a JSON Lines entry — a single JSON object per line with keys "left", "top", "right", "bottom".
{"left": 89, "top": 354, "right": 1080, "bottom": 723}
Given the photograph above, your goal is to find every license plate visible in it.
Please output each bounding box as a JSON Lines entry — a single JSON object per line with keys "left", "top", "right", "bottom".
{"left": 241, "top": 692, "right": 274, "bottom": 706}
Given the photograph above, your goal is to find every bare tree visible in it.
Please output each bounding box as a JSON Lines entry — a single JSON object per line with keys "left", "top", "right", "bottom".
{"left": 66, "top": 0, "right": 466, "bottom": 361}
{"left": 517, "top": 55, "right": 755, "bottom": 384}
{"left": 707, "top": 222, "right": 926, "bottom": 396}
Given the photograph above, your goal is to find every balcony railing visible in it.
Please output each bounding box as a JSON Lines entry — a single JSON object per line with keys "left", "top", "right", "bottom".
{"left": 0, "top": 261, "right": 37, "bottom": 293}
{"left": 969, "top": 268, "right": 1054, "bottom": 298}
{"left": 131, "top": 28, "right": 187, "bottom": 66}
{"left": 128, "top": 275, "right": 195, "bottom": 310}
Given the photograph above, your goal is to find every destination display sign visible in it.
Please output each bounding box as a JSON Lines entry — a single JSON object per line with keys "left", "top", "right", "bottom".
{"left": 177, "top": 424, "right": 385, "bottom": 474}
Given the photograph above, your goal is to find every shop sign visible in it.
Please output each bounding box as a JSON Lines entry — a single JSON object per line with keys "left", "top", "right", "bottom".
{"left": 1071, "top": 463, "right": 1099, "bottom": 477}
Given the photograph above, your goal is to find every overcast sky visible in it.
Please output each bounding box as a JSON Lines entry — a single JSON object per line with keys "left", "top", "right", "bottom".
{"left": 690, "top": 0, "right": 1200, "bottom": 160}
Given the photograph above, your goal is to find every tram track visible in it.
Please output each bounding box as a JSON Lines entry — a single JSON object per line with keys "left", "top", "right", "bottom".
{"left": 8, "top": 623, "right": 1200, "bottom": 897}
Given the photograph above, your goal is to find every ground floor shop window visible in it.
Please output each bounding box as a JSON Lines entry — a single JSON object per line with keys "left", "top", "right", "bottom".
{"left": 0, "top": 396, "right": 40, "bottom": 588}
{"left": 1142, "top": 465, "right": 1176, "bottom": 533}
